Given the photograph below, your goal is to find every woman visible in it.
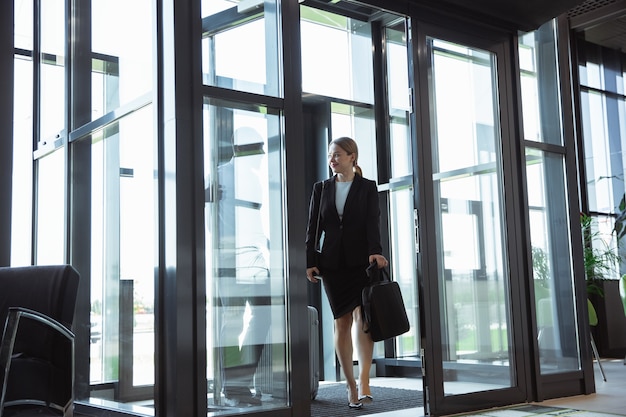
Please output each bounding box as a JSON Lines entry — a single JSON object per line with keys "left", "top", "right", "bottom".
{"left": 305, "top": 137, "right": 388, "bottom": 409}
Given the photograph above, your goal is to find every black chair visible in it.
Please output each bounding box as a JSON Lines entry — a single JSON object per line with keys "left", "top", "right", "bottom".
{"left": 0, "top": 265, "right": 80, "bottom": 417}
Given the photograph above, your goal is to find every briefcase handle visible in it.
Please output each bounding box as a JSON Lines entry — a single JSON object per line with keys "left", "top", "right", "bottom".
{"left": 365, "top": 261, "right": 390, "bottom": 284}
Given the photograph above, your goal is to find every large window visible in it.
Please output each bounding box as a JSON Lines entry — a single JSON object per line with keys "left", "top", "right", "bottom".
{"left": 578, "top": 41, "right": 626, "bottom": 220}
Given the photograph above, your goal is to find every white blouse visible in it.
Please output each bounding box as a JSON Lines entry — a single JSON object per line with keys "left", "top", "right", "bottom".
{"left": 335, "top": 181, "right": 352, "bottom": 220}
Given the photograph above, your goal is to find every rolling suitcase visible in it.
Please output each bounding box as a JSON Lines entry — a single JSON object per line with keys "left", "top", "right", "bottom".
{"left": 308, "top": 305, "right": 320, "bottom": 400}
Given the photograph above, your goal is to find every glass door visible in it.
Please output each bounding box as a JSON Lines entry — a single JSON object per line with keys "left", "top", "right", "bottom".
{"left": 300, "top": 0, "right": 421, "bottom": 384}
{"left": 202, "top": 101, "right": 288, "bottom": 413}
{"left": 416, "top": 27, "right": 528, "bottom": 415}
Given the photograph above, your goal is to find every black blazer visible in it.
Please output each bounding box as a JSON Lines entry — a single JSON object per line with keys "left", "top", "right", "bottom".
{"left": 306, "top": 174, "right": 382, "bottom": 271}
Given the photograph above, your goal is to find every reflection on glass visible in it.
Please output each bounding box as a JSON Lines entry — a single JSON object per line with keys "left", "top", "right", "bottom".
{"left": 202, "top": 0, "right": 281, "bottom": 97}
{"left": 36, "top": 149, "right": 65, "bottom": 265}
{"left": 89, "top": 106, "right": 156, "bottom": 410}
{"left": 301, "top": 5, "right": 374, "bottom": 103}
{"left": 429, "top": 38, "right": 513, "bottom": 394}
{"left": 526, "top": 149, "right": 580, "bottom": 373}
{"left": 11, "top": 58, "right": 34, "bottom": 266}
{"left": 203, "top": 102, "right": 287, "bottom": 412}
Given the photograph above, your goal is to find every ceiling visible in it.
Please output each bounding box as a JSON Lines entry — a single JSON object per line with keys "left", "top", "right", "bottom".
{"left": 310, "top": 0, "right": 626, "bottom": 52}
{"left": 568, "top": 0, "right": 626, "bottom": 53}
{"left": 421, "top": 0, "right": 588, "bottom": 31}
{"left": 420, "top": 0, "right": 626, "bottom": 52}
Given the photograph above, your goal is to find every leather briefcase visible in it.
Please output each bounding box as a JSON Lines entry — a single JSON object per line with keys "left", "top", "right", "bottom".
{"left": 361, "top": 263, "right": 410, "bottom": 342}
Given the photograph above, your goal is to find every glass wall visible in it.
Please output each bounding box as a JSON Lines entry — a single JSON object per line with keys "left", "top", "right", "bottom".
{"left": 519, "top": 21, "right": 579, "bottom": 374}
{"left": 12, "top": 0, "right": 158, "bottom": 411}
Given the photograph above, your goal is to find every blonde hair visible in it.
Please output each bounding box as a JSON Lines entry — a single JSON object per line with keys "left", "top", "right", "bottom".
{"left": 330, "top": 137, "right": 362, "bottom": 176}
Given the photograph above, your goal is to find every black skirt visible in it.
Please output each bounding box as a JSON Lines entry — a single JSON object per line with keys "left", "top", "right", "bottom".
{"left": 321, "top": 265, "right": 369, "bottom": 319}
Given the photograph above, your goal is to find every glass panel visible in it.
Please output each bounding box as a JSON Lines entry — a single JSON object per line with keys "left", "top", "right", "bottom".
{"left": 386, "top": 23, "right": 412, "bottom": 177}
{"left": 92, "top": 56, "right": 121, "bottom": 118}
{"left": 15, "top": 0, "right": 33, "bottom": 50}
{"left": 11, "top": 57, "right": 34, "bottom": 266}
{"left": 429, "top": 38, "right": 513, "bottom": 394}
{"left": 92, "top": 0, "right": 153, "bottom": 119}
{"left": 390, "top": 187, "right": 419, "bottom": 357}
{"left": 301, "top": 5, "right": 374, "bottom": 103}
{"left": 517, "top": 22, "right": 563, "bottom": 145}
{"left": 580, "top": 90, "right": 618, "bottom": 214}
{"left": 40, "top": 0, "right": 64, "bottom": 56}
{"left": 89, "top": 106, "right": 156, "bottom": 410}
{"left": 39, "top": 0, "right": 65, "bottom": 142}
{"left": 203, "top": 102, "right": 287, "bottom": 412}
{"left": 578, "top": 45, "right": 603, "bottom": 90}
{"left": 526, "top": 149, "right": 580, "bottom": 373}
{"left": 36, "top": 148, "right": 65, "bottom": 264}
{"left": 202, "top": 0, "right": 281, "bottom": 97}
{"left": 330, "top": 103, "right": 377, "bottom": 181}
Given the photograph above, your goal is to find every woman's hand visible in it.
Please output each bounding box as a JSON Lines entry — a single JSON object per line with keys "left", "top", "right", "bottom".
{"left": 306, "top": 267, "right": 321, "bottom": 283}
{"left": 369, "top": 254, "right": 388, "bottom": 269}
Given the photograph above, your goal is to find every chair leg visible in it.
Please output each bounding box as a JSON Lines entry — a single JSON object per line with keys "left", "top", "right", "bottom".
{"left": 590, "top": 332, "right": 607, "bottom": 381}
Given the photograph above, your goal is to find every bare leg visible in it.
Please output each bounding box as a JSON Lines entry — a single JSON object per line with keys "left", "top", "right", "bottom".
{"left": 334, "top": 312, "right": 359, "bottom": 404}
{"left": 354, "top": 306, "right": 374, "bottom": 398}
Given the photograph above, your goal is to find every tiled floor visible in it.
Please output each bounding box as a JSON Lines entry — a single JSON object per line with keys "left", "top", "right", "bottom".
{"left": 367, "top": 358, "right": 626, "bottom": 417}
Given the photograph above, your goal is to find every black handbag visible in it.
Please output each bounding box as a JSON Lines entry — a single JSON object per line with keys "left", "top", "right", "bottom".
{"left": 361, "top": 262, "right": 410, "bottom": 342}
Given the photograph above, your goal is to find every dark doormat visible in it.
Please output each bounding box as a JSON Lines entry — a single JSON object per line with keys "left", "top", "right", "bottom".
{"left": 1, "top": 406, "right": 92, "bottom": 417}
{"left": 312, "top": 383, "right": 423, "bottom": 417}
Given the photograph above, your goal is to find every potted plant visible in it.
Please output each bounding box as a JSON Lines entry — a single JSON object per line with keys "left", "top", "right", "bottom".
{"left": 580, "top": 212, "right": 620, "bottom": 299}
{"left": 581, "top": 212, "right": 626, "bottom": 357}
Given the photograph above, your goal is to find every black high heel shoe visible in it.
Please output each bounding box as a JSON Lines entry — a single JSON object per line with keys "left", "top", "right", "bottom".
{"left": 347, "top": 383, "right": 362, "bottom": 409}
{"left": 348, "top": 401, "right": 363, "bottom": 409}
